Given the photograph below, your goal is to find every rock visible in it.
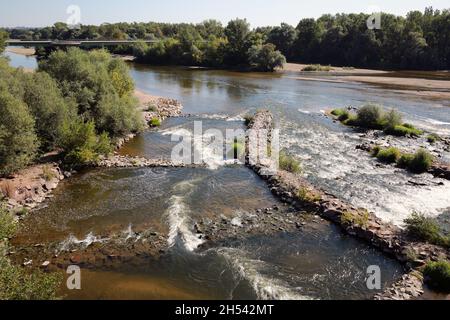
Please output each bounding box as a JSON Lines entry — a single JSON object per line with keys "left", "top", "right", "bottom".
{"left": 23, "top": 259, "right": 33, "bottom": 266}
{"left": 41, "top": 261, "right": 50, "bottom": 267}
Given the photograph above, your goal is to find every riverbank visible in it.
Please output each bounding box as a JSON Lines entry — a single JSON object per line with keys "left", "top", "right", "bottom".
{"left": 5, "top": 47, "right": 35, "bottom": 56}
{"left": 282, "top": 63, "right": 450, "bottom": 100}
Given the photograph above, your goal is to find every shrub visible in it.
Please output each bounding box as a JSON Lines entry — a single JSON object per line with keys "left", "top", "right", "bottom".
{"left": 302, "top": 64, "right": 332, "bottom": 72}
{"left": 40, "top": 165, "right": 56, "bottom": 182}
{"left": 381, "top": 109, "right": 403, "bottom": 130}
{"left": 356, "top": 104, "right": 383, "bottom": 129}
{"left": 407, "top": 149, "right": 433, "bottom": 173}
{"left": 0, "top": 90, "right": 39, "bottom": 177}
{"left": 376, "top": 147, "right": 401, "bottom": 163}
{"left": 297, "top": 187, "right": 322, "bottom": 202}
{"left": 423, "top": 261, "right": 450, "bottom": 293}
{"left": 341, "top": 210, "right": 369, "bottom": 228}
{"left": 404, "top": 212, "right": 449, "bottom": 247}
{"left": 331, "top": 108, "right": 351, "bottom": 121}
{"left": 279, "top": 151, "right": 302, "bottom": 174}
{"left": 0, "top": 255, "right": 62, "bottom": 300}
{"left": 397, "top": 153, "right": 415, "bottom": 168}
{"left": 146, "top": 103, "right": 157, "bottom": 112}
{"left": 370, "top": 145, "right": 382, "bottom": 157}
{"left": 149, "top": 117, "right": 161, "bottom": 127}
{"left": 0, "top": 205, "right": 17, "bottom": 240}
{"left": 427, "top": 134, "right": 440, "bottom": 144}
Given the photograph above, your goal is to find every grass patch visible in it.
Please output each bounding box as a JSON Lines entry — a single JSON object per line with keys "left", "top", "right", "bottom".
{"left": 297, "top": 187, "right": 322, "bottom": 203}
{"left": 427, "top": 133, "right": 440, "bottom": 144}
{"left": 423, "top": 261, "right": 450, "bottom": 293}
{"left": 385, "top": 124, "right": 423, "bottom": 137}
{"left": 279, "top": 151, "right": 302, "bottom": 174}
{"left": 376, "top": 147, "right": 401, "bottom": 163}
{"left": 341, "top": 210, "right": 370, "bottom": 228}
{"left": 404, "top": 212, "right": 449, "bottom": 247}
{"left": 148, "top": 117, "right": 161, "bottom": 127}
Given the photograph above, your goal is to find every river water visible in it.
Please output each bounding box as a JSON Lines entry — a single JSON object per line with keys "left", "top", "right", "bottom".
{"left": 5, "top": 49, "right": 450, "bottom": 300}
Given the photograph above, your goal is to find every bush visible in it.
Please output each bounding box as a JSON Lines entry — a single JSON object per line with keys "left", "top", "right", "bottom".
{"left": 404, "top": 212, "right": 449, "bottom": 247}
{"left": 423, "top": 261, "right": 450, "bottom": 293}
{"left": 397, "top": 153, "right": 415, "bottom": 168}
{"left": 0, "top": 90, "right": 39, "bottom": 177}
{"left": 0, "top": 205, "right": 17, "bottom": 240}
{"left": 376, "top": 147, "right": 401, "bottom": 163}
{"left": 331, "top": 108, "right": 350, "bottom": 121}
{"left": 247, "top": 43, "right": 286, "bottom": 72}
{"left": 0, "top": 255, "right": 62, "bottom": 300}
{"left": 370, "top": 145, "right": 382, "bottom": 157}
{"left": 59, "top": 119, "right": 113, "bottom": 168}
{"left": 302, "top": 64, "right": 332, "bottom": 72}
{"left": 427, "top": 134, "right": 440, "bottom": 144}
{"left": 381, "top": 109, "right": 403, "bottom": 130}
{"left": 407, "top": 149, "right": 433, "bottom": 173}
{"left": 297, "top": 187, "right": 322, "bottom": 202}
{"left": 356, "top": 104, "right": 383, "bottom": 129}
{"left": 341, "top": 210, "right": 369, "bottom": 228}
{"left": 279, "top": 151, "right": 302, "bottom": 174}
{"left": 149, "top": 117, "right": 161, "bottom": 127}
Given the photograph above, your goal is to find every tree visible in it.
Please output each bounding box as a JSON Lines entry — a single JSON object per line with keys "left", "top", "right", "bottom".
{"left": 224, "top": 19, "right": 251, "bottom": 66}
{"left": 22, "top": 72, "right": 75, "bottom": 151}
{"left": 0, "top": 30, "right": 7, "bottom": 54}
{"left": 0, "top": 90, "right": 38, "bottom": 176}
{"left": 267, "top": 23, "right": 297, "bottom": 58}
{"left": 248, "top": 43, "right": 286, "bottom": 71}
{"left": 39, "top": 48, "right": 143, "bottom": 137}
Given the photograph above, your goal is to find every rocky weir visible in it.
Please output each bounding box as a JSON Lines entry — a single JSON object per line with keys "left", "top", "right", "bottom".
{"left": 244, "top": 110, "right": 450, "bottom": 300}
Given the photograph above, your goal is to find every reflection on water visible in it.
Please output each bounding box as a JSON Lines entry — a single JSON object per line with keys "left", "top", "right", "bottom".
{"left": 2, "top": 48, "right": 38, "bottom": 70}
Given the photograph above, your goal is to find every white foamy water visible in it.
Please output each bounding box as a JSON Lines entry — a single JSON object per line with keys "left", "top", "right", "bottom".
{"left": 59, "top": 232, "right": 108, "bottom": 252}
{"left": 218, "top": 248, "right": 313, "bottom": 300}
{"left": 281, "top": 119, "right": 450, "bottom": 227}
{"left": 165, "top": 180, "right": 205, "bottom": 252}
{"left": 162, "top": 126, "right": 240, "bottom": 170}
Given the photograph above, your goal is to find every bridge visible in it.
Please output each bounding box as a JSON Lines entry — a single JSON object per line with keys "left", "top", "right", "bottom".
{"left": 6, "top": 39, "right": 160, "bottom": 47}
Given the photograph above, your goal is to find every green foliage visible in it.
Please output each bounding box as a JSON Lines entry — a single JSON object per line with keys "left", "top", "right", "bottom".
{"left": 297, "top": 187, "right": 322, "bottom": 203}
{"left": 39, "top": 48, "right": 142, "bottom": 137}
{"left": 423, "top": 261, "right": 450, "bottom": 293}
{"left": 376, "top": 147, "right": 401, "bottom": 163}
{"left": 341, "top": 210, "right": 369, "bottom": 228}
{"left": 404, "top": 212, "right": 449, "bottom": 247}
{"left": 248, "top": 43, "right": 286, "bottom": 71}
{"left": 385, "top": 124, "right": 423, "bottom": 137}
{"left": 427, "top": 133, "right": 440, "bottom": 144}
{"left": 331, "top": 108, "right": 351, "bottom": 121}
{"left": 149, "top": 117, "right": 161, "bottom": 127}
{"left": 59, "top": 119, "right": 113, "bottom": 168}
{"left": 370, "top": 145, "right": 382, "bottom": 157}
{"left": 0, "top": 90, "right": 39, "bottom": 177}
{"left": 279, "top": 151, "right": 302, "bottom": 174}
{"left": 0, "top": 204, "right": 17, "bottom": 240}
{"left": 0, "top": 30, "right": 7, "bottom": 54}
{"left": 406, "top": 149, "right": 434, "bottom": 173}
{"left": 356, "top": 104, "right": 383, "bottom": 129}
{"left": 0, "top": 255, "right": 62, "bottom": 300}
{"left": 397, "top": 153, "right": 415, "bottom": 168}
{"left": 302, "top": 64, "right": 332, "bottom": 71}
{"left": 381, "top": 109, "right": 403, "bottom": 130}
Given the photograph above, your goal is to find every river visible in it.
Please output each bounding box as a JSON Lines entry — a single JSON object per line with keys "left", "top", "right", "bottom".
{"left": 4, "top": 49, "right": 450, "bottom": 300}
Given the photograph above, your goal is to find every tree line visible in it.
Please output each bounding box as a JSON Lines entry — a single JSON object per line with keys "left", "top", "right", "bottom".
{"left": 3, "top": 7, "right": 450, "bottom": 70}
{"left": 0, "top": 46, "right": 142, "bottom": 177}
